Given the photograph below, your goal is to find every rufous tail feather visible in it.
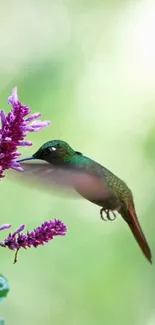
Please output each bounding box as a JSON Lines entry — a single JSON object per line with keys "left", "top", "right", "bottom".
{"left": 121, "top": 205, "right": 152, "bottom": 264}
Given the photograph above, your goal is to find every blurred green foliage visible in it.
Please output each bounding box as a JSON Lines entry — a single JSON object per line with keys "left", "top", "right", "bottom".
{"left": 0, "top": 275, "right": 10, "bottom": 302}
{"left": 0, "top": 1, "right": 155, "bottom": 325}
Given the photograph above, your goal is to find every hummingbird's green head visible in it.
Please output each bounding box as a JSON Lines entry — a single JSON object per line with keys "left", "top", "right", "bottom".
{"left": 33, "top": 140, "right": 76, "bottom": 164}
{"left": 18, "top": 140, "right": 79, "bottom": 165}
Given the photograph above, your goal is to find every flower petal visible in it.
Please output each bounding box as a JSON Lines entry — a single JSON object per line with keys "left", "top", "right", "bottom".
{"left": 8, "top": 87, "right": 18, "bottom": 105}
{"left": 0, "top": 224, "right": 11, "bottom": 231}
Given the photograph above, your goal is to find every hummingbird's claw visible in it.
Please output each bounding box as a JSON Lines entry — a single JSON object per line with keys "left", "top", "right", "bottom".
{"left": 100, "top": 208, "right": 108, "bottom": 221}
{"left": 100, "top": 208, "right": 117, "bottom": 221}
{"left": 110, "top": 211, "right": 117, "bottom": 221}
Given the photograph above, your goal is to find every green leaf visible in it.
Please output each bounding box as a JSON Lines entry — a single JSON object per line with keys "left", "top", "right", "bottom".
{"left": 0, "top": 274, "right": 10, "bottom": 302}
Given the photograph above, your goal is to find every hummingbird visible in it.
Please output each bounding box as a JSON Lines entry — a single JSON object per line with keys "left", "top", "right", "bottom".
{"left": 13, "top": 139, "right": 152, "bottom": 263}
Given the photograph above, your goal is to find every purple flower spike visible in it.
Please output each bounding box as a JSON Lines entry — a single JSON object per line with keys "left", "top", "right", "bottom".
{"left": 0, "top": 219, "right": 67, "bottom": 264}
{"left": 0, "top": 87, "right": 51, "bottom": 178}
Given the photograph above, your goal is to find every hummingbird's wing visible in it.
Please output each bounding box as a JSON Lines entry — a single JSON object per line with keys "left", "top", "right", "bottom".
{"left": 7, "top": 161, "right": 109, "bottom": 201}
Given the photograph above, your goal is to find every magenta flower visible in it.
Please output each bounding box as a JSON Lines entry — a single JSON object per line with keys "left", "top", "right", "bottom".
{"left": 0, "top": 89, "right": 67, "bottom": 265}
{"left": 0, "top": 220, "right": 67, "bottom": 263}
{"left": 0, "top": 87, "right": 51, "bottom": 178}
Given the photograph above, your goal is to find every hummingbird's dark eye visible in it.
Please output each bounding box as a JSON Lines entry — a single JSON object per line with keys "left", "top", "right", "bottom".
{"left": 46, "top": 147, "right": 56, "bottom": 154}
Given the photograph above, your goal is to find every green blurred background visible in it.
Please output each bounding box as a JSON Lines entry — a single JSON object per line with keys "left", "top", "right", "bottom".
{"left": 0, "top": 0, "right": 155, "bottom": 324}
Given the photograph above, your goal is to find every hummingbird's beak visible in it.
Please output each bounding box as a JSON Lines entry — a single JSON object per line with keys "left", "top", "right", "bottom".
{"left": 17, "top": 155, "right": 35, "bottom": 163}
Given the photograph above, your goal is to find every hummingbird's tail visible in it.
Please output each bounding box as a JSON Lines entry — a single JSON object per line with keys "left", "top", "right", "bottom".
{"left": 120, "top": 204, "right": 152, "bottom": 264}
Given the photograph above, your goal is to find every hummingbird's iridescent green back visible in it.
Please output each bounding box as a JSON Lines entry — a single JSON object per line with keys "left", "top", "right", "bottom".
{"left": 69, "top": 153, "right": 133, "bottom": 208}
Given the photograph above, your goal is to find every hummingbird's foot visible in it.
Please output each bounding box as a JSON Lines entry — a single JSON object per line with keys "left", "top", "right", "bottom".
{"left": 100, "top": 208, "right": 117, "bottom": 221}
